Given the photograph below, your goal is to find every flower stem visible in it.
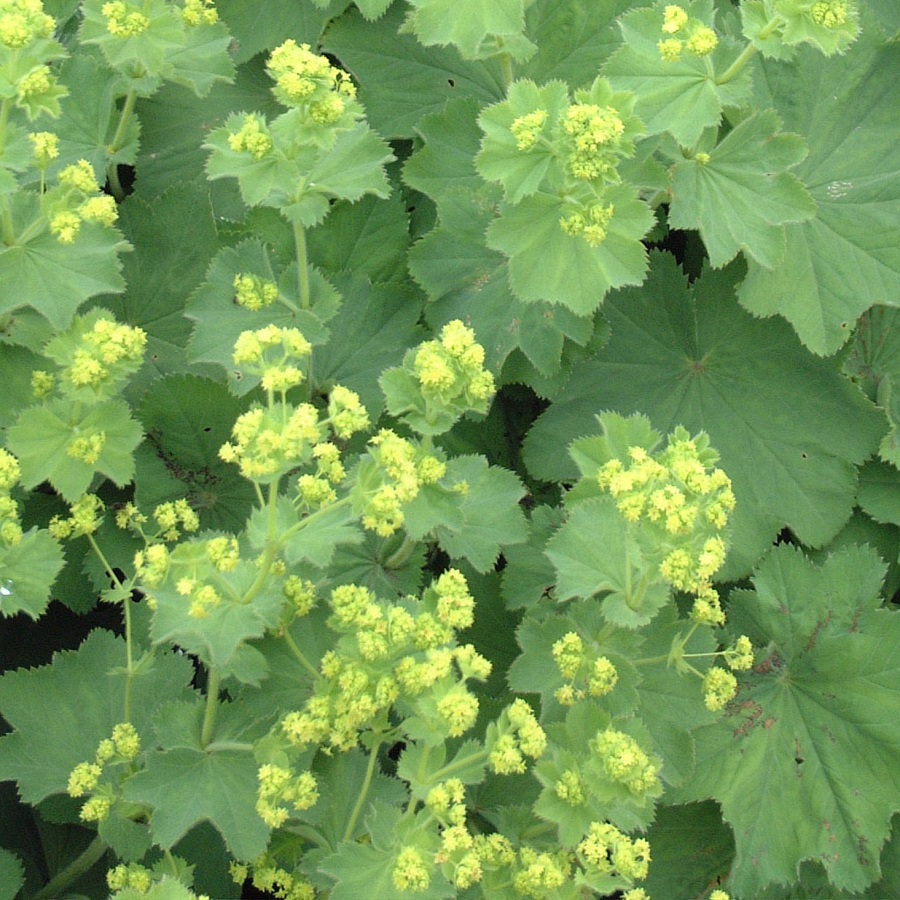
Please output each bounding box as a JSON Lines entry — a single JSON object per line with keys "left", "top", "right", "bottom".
{"left": 282, "top": 627, "right": 319, "bottom": 678}
{"left": 343, "top": 740, "right": 381, "bottom": 842}
{"left": 200, "top": 667, "right": 221, "bottom": 748}
{"left": 294, "top": 220, "right": 310, "bottom": 310}
{"left": 107, "top": 89, "right": 138, "bottom": 200}
{"left": 33, "top": 835, "right": 107, "bottom": 900}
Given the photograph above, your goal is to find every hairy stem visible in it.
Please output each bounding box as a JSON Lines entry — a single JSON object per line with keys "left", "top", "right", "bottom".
{"left": 343, "top": 740, "right": 381, "bottom": 842}
{"left": 107, "top": 89, "right": 138, "bottom": 200}
{"left": 33, "top": 835, "right": 107, "bottom": 900}
{"left": 200, "top": 667, "right": 222, "bottom": 749}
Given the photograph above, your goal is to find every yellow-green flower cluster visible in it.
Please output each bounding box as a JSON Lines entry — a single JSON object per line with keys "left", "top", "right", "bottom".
{"left": 101, "top": 1, "right": 149, "bottom": 37}
{"left": 230, "top": 857, "right": 315, "bottom": 900}
{"left": 219, "top": 404, "right": 324, "bottom": 481}
{"left": 282, "top": 573, "right": 489, "bottom": 753}
{"left": 0, "top": 0, "right": 54, "bottom": 49}
{"left": 232, "top": 325, "right": 311, "bottom": 390}
{"left": 46, "top": 160, "right": 118, "bottom": 243}
{"left": 510, "top": 108, "right": 548, "bottom": 151}
{"left": 48, "top": 494, "right": 105, "bottom": 540}
{"left": 256, "top": 764, "right": 318, "bottom": 828}
{"left": 592, "top": 727, "right": 661, "bottom": 797}
{"left": 359, "top": 429, "right": 446, "bottom": 536}
{"left": 67, "top": 723, "right": 140, "bottom": 823}
{"left": 267, "top": 39, "right": 357, "bottom": 123}
{"left": 702, "top": 666, "right": 737, "bottom": 711}
{"left": 0, "top": 450, "right": 23, "bottom": 549}
{"left": 28, "top": 129, "right": 57, "bottom": 165}
{"left": 227, "top": 113, "right": 274, "bottom": 160}
{"left": 413, "top": 319, "right": 496, "bottom": 408}
{"left": 430, "top": 780, "right": 485, "bottom": 889}
{"left": 559, "top": 200, "right": 615, "bottom": 247}
{"left": 233, "top": 273, "right": 279, "bottom": 310}
{"left": 513, "top": 847, "right": 570, "bottom": 898}
{"left": 392, "top": 846, "right": 432, "bottom": 892}
{"left": 598, "top": 431, "right": 735, "bottom": 601}
{"left": 488, "top": 699, "right": 547, "bottom": 775}
{"left": 107, "top": 863, "right": 153, "bottom": 894}
{"left": 182, "top": 0, "right": 217, "bottom": 27}
{"left": 60, "top": 314, "right": 146, "bottom": 396}
{"left": 552, "top": 631, "right": 619, "bottom": 706}
{"left": 327, "top": 385, "right": 370, "bottom": 439}
{"left": 657, "top": 4, "right": 718, "bottom": 61}
{"left": 578, "top": 821, "right": 651, "bottom": 882}
{"left": 153, "top": 498, "right": 200, "bottom": 542}
{"left": 809, "top": 0, "right": 853, "bottom": 27}
{"left": 134, "top": 542, "right": 169, "bottom": 588}
{"left": 168, "top": 535, "right": 242, "bottom": 619}
{"left": 562, "top": 102, "right": 626, "bottom": 181}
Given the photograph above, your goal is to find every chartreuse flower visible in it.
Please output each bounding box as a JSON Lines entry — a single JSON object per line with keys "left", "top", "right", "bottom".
{"left": 181, "top": 0, "right": 217, "bottom": 27}
{"left": 578, "top": 821, "right": 651, "bottom": 882}
{"left": 775, "top": 0, "right": 860, "bottom": 54}
{"left": 592, "top": 727, "right": 662, "bottom": 797}
{"left": 551, "top": 631, "right": 619, "bottom": 706}
{"left": 0, "top": 450, "right": 23, "bottom": 548}
{"left": 655, "top": 3, "right": 718, "bottom": 61}
{"left": 67, "top": 722, "right": 141, "bottom": 823}
{"left": 230, "top": 857, "right": 314, "bottom": 900}
{"left": 48, "top": 494, "right": 105, "bottom": 539}
{"left": 278, "top": 570, "right": 488, "bottom": 765}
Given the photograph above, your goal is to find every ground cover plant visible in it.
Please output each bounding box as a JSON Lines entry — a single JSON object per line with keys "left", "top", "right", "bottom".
{"left": 0, "top": 0, "right": 898, "bottom": 897}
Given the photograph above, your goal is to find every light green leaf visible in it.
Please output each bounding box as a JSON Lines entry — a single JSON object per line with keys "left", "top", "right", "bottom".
{"left": 434, "top": 455, "right": 527, "bottom": 572}
{"left": 668, "top": 110, "right": 816, "bottom": 269}
{"left": 124, "top": 746, "right": 268, "bottom": 861}
{"left": 857, "top": 460, "right": 900, "bottom": 528}
{"left": 603, "top": 1, "right": 752, "bottom": 147}
{"left": 476, "top": 79, "right": 569, "bottom": 203}
{"left": 0, "top": 629, "right": 194, "bottom": 803}
{"left": 486, "top": 184, "right": 653, "bottom": 314}
{"left": 738, "top": 33, "right": 900, "bottom": 354}
{"left": 186, "top": 239, "right": 340, "bottom": 395}
{"left": 546, "top": 496, "right": 670, "bottom": 628}
{"left": 523, "top": 253, "right": 884, "bottom": 575}
{"left": 0, "top": 193, "right": 127, "bottom": 331}
{"left": 675, "top": 544, "right": 898, "bottom": 895}
{"left": 0, "top": 527, "right": 64, "bottom": 620}
{"left": 404, "top": 0, "right": 526, "bottom": 60}
{"left": 843, "top": 306, "right": 900, "bottom": 467}
{"left": 163, "top": 21, "right": 235, "bottom": 97}
{"left": 9, "top": 397, "right": 143, "bottom": 501}
{"left": 323, "top": 3, "right": 505, "bottom": 138}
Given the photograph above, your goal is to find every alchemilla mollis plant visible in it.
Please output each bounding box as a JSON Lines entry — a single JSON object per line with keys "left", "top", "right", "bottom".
{"left": 0, "top": 0, "right": 897, "bottom": 897}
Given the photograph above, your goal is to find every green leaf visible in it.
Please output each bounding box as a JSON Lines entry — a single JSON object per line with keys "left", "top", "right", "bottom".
{"left": 0, "top": 193, "right": 127, "bottom": 331}
{"left": 307, "top": 193, "right": 410, "bottom": 284}
{"left": 486, "top": 184, "right": 654, "bottom": 315}
{"left": 163, "top": 21, "right": 235, "bottom": 97}
{"left": 9, "top": 398, "right": 143, "bottom": 501}
{"left": 738, "top": 33, "right": 900, "bottom": 354}
{"left": 603, "top": 1, "right": 752, "bottom": 147}
{"left": 186, "top": 239, "right": 340, "bottom": 395}
{"left": 0, "top": 527, "right": 65, "bottom": 620}
{"left": 149, "top": 553, "right": 284, "bottom": 671}
{"left": 216, "top": 0, "right": 351, "bottom": 65}
{"left": 0, "top": 848, "right": 24, "bottom": 900}
{"left": 675, "top": 544, "right": 899, "bottom": 895}
{"left": 135, "top": 375, "right": 257, "bottom": 533}
{"left": 124, "top": 746, "right": 268, "bottom": 861}
{"left": 843, "top": 306, "right": 900, "bottom": 466}
{"left": 668, "top": 110, "right": 816, "bottom": 269}
{"left": 404, "top": 0, "right": 526, "bottom": 61}
{"left": 524, "top": 253, "right": 884, "bottom": 575}
{"left": 546, "top": 496, "right": 670, "bottom": 628}
{"left": 322, "top": 3, "right": 505, "bottom": 138}
{"left": 54, "top": 52, "right": 139, "bottom": 175}
{"left": 519, "top": 0, "right": 633, "bottom": 86}
{"left": 476, "top": 79, "right": 569, "bottom": 204}
{"left": 0, "top": 629, "right": 194, "bottom": 804}
{"left": 311, "top": 276, "right": 423, "bottom": 417}
{"left": 857, "top": 460, "right": 900, "bottom": 528}
{"left": 500, "top": 505, "right": 564, "bottom": 610}
{"left": 433, "top": 455, "right": 527, "bottom": 572}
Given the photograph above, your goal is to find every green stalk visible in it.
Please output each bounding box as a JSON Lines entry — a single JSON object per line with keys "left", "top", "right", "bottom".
{"left": 715, "top": 17, "right": 783, "bottom": 85}
{"left": 294, "top": 220, "right": 310, "bottom": 310}
{"left": 87, "top": 533, "right": 135, "bottom": 721}
{"left": 200, "top": 667, "right": 222, "bottom": 748}
{"left": 33, "top": 835, "right": 107, "bottom": 900}
{"left": 343, "top": 740, "right": 381, "bottom": 842}
{"left": 282, "top": 628, "right": 319, "bottom": 678}
{"left": 0, "top": 97, "right": 11, "bottom": 156}
{"left": 107, "top": 89, "right": 138, "bottom": 200}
